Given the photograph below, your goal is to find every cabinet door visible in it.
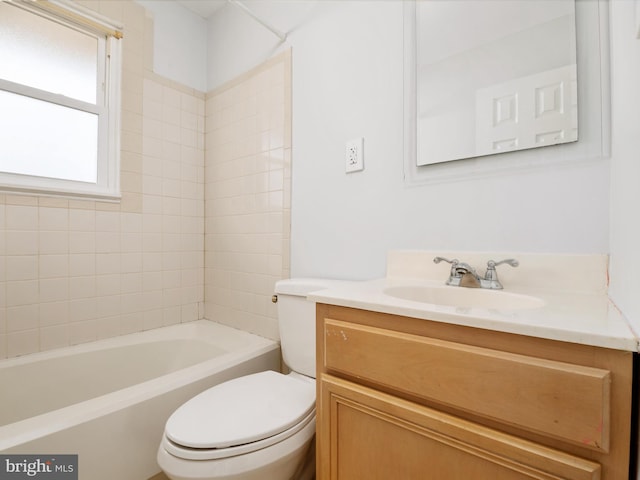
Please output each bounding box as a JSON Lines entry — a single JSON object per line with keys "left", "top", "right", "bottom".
{"left": 318, "top": 375, "right": 600, "bottom": 480}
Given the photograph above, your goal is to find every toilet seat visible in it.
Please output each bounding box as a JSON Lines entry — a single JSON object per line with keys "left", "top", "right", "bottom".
{"left": 163, "top": 371, "right": 316, "bottom": 461}
{"left": 163, "top": 408, "right": 315, "bottom": 461}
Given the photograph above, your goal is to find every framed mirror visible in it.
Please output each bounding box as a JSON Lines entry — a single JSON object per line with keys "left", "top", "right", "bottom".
{"left": 415, "top": 1, "right": 578, "bottom": 166}
{"left": 404, "top": 0, "right": 610, "bottom": 184}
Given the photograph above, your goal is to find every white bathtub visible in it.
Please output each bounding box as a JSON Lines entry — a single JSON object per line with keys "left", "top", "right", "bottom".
{"left": 0, "top": 320, "right": 280, "bottom": 480}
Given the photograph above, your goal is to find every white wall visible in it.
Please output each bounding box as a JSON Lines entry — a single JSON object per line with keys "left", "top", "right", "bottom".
{"left": 205, "top": 1, "right": 316, "bottom": 90}
{"left": 135, "top": 0, "right": 612, "bottom": 279}
{"left": 204, "top": 1, "right": 611, "bottom": 281}
{"left": 608, "top": 0, "right": 640, "bottom": 336}
{"left": 136, "top": 0, "right": 207, "bottom": 92}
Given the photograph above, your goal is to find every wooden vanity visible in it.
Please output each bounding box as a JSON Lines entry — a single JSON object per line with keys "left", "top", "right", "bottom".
{"left": 316, "top": 304, "right": 634, "bottom": 480}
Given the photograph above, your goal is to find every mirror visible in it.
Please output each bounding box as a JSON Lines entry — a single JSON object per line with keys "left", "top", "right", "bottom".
{"left": 416, "top": 1, "right": 578, "bottom": 166}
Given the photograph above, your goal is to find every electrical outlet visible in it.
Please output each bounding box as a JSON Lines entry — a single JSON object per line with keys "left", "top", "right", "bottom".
{"left": 345, "top": 137, "right": 364, "bottom": 173}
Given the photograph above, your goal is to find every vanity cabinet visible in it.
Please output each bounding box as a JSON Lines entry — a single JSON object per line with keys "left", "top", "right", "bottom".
{"left": 316, "top": 304, "right": 634, "bottom": 480}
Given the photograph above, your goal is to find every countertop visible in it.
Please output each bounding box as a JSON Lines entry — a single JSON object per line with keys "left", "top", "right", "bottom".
{"left": 307, "top": 251, "right": 639, "bottom": 352}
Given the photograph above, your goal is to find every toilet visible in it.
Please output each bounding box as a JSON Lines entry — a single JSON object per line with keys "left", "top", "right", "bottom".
{"left": 157, "top": 278, "right": 338, "bottom": 480}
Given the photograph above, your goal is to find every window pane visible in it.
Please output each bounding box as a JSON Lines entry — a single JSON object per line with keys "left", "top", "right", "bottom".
{"left": 0, "top": 91, "right": 98, "bottom": 183}
{"left": 0, "top": 3, "right": 98, "bottom": 104}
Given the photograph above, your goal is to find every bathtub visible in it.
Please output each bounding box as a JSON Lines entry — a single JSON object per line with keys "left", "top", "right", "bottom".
{"left": 0, "top": 320, "right": 280, "bottom": 480}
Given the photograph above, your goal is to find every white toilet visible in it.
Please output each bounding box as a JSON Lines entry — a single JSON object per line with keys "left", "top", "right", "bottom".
{"left": 157, "top": 278, "right": 337, "bottom": 480}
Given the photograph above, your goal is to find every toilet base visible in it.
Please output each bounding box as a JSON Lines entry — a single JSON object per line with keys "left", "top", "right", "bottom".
{"left": 292, "top": 436, "right": 315, "bottom": 480}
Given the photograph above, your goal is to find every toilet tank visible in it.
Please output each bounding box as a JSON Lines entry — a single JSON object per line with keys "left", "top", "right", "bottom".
{"left": 274, "top": 278, "right": 341, "bottom": 378}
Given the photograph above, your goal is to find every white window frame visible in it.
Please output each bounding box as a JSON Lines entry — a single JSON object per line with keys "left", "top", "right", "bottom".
{"left": 0, "top": 0, "right": 122, "bottom": 200}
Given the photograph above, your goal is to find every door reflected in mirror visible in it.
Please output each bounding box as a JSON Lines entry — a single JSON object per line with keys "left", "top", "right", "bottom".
{"left": 416, "top": 0, "right": 578, "bottom": 166}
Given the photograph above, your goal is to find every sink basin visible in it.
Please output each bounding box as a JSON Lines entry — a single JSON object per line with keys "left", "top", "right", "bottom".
{"left": 383, "top": 285, "right": 545, "bottom": 310}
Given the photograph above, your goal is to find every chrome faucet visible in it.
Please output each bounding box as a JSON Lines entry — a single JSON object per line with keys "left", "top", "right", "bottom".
{"left": 433, "top": 257, "right": 518, "bottom": 290}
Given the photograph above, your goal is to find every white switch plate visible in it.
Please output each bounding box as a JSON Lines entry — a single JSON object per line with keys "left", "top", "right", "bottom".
{"left": 345, "top": 137, "right": 364, "bottom": 173}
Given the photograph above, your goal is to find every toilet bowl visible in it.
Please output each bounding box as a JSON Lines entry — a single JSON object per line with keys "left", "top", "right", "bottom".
{"left": 157, "top": 370, "right": 316, "bottom": 480}
{"left": 157, "top": 278, "right": 341, "bottom": 480}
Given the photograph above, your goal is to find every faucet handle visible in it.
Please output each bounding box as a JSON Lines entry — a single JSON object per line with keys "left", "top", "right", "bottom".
{"left": 487, "top": 259, "right": 519, "bottom": 269}
{"left": 433, "top": 257, "right": 458, "bottom": 266}
{"left": 485, "top": 259, "right": 518, "bottom": 285}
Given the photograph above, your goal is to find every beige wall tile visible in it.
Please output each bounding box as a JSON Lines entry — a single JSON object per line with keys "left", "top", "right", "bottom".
{"left": 39, "top": 255, "right": 69, "bottom": 279}
{"left": 6, "top": 280, "right": 39, "bottom": 307}
{"left": 6, "top": 256, "right": 38, "bottom": 281}
{"left": 69, "top": 232, "right": 96, "bottom": 254}
{"left": 162, "top": 305, "right": 181, "bottom": 326}
{"left": 96, "top": 275, "right": 122, "bottom": 297}
{"left": 39, "top": 207, "right": 69, "bottom": 231}
{"left": 70, "top": 276, "right": 96, "bottom": 299}
{"left": 69, "top": 209, "right": 95, "bottom": 231}
{"left": 69, "top": 298, "right": 97, "bottom": 323}
{"left": 69, "top": 319, "right": 97, "bottom": 345}
{"left": 204, "top": 51, "right": 291, "bottom": 340}
{"left": 7, "top": 329, "right": 39, "bottom": 357}
{"left": 0, "top": 333, "right": 7, "bottom": 360}
{"left": 39, "top": 301, "right": 69, "bottom": 327}
{"left": 0, "top": 0, "right": 277, "bottom": 357}
{"left": 69, "top": 254, "right": 95, "bottom": 277}
{"left": 5, "top": 195, "right": 38, "bottom": 206}
{"left": 6, "top": 205, "right": 38, "bottom": 230}
{"left": 39, "top": 278, "right": 69, "bottom": 304}
{"left": 96, "top": 253, "right": 122, "bottom": 275}
{"left": 40, "top": 324, "right": 69, "bottom": 352}
{"left": 7, "top": 304, "right": 39, "bottom": 332}
{"left": 39, "top": 231, "right": 69, "bottom": 255}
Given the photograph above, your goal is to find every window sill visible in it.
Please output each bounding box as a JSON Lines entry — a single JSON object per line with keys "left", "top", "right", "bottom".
{"left": 0, "top": 182, "right": 121, "bottom": 203}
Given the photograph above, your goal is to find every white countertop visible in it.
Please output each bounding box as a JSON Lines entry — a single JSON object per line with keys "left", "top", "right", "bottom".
{"left": 308, "top": 251, "right": 639, "bottom": 352}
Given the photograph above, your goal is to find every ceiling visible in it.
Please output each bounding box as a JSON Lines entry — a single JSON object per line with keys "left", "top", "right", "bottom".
{"left": 177, "top": 0, "right": 227, "bottom": 19}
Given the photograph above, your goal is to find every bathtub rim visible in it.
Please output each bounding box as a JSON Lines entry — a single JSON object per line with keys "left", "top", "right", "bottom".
{"left": 0, "top": 320, "right": 280, "bottom": 451}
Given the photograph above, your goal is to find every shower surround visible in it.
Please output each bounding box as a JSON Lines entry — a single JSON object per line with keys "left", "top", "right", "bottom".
{"left": 0, "top": 0, "right": 292, "bottom": 358}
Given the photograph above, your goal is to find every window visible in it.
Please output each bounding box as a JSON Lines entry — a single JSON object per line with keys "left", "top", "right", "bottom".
{"left": 0, "top": 0, "right": 122, "bottom": 199}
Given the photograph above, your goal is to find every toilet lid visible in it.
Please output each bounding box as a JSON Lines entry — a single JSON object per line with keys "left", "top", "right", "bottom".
{"left": 165, "top": 371, "right": 315, "bottom": 449}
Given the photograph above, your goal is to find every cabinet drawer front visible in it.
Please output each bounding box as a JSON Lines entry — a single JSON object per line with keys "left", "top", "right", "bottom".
{"left": 322, "top": 318, "right": 611, "bottom": 451}
{"left": 320, "top": 375, "right": 601, "bottom": 480}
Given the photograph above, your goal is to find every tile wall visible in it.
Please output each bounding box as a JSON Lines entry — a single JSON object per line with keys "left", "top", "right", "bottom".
{"left": 0, "top": 1, "right": 292, "bottom": 358}
{"left": 204, "top": 51, "right": 292, "bottom": 341}
{"left": 0, "top": 0, "right": 206, "bottom": 358}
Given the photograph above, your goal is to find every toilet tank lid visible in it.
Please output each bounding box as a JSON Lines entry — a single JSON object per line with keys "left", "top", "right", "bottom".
{"left": 274, "top": 278, "right": 345, "bottom": 296}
